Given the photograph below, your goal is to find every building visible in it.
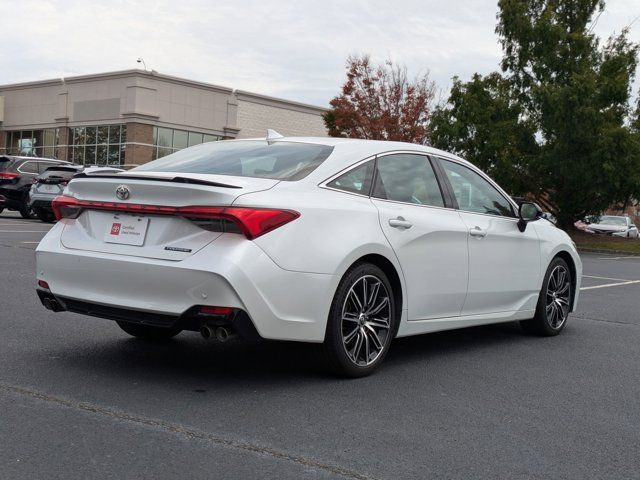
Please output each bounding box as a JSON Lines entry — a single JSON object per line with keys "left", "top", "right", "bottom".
{"left": 0, "top": 70, "right": 327, "bottom": 166}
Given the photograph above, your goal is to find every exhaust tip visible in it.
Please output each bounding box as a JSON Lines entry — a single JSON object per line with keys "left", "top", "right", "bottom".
{"left": 200, "top": 325, "right": 215, "bottom": 340}
{"left": 215, "top": 327, "right": 230, "bottom": 342}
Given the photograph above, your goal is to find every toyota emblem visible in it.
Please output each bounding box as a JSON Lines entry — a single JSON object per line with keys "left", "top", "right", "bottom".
{"left": 115, "top": 185, "right": 131, "bottom": 200}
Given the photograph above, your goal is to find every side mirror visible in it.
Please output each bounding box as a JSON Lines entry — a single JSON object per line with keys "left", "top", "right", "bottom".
{"left": 518, "top": 202, "right": 542, "bottom": 232}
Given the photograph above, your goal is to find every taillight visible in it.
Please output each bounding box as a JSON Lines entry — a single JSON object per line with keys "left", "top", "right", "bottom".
{"left": 0, "top": 172, "right": 19, "bottom": 180}
{"left": 52, "top": 196, "right": 84, "bottom": 220}
{"left": 50, "top": 196, "right": 299, "bottom": 239}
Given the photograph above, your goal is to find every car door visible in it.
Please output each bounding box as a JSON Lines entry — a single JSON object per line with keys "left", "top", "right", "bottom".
{"left": 436, "top": 158, "right": 541, "bottom": 316}
{"left": 371, "top": 153, "right": 469, "bottom": 320}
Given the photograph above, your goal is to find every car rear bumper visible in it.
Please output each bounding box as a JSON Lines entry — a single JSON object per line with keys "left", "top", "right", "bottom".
{"left": 36, "top": 223, "right": 334, "bottom": 342}
{"left": 29, "top": 193, "right": 56, "bottom": 210}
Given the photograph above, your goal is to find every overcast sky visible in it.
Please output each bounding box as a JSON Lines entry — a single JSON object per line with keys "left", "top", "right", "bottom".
{"left": 1, "top": 0, "right": 639, "bottom": 106}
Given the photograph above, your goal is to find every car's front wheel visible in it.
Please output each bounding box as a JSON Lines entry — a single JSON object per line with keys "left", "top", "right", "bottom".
{"left": 521, "top": 257, "right": 573, "bottom": 336}
{"left": 322, "top": 263, "right": 397, "bottom": 377}
{"left": 116, "top": 321, "right": 182, "bottom": 340}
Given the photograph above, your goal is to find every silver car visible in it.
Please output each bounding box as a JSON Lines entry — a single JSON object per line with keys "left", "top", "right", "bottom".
{"left": 586, "top": 215, "right": 639, "bottom": 238}
{"left": 29, "top": 165, "right": 124, "bottom": 222}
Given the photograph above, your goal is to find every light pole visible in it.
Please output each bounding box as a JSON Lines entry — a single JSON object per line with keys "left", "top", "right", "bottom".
{"left": 136, "top": 57, "right": 147, "bottom": 71}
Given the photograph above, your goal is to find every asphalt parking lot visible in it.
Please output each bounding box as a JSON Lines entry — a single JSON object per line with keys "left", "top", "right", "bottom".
{"left": 1, "top": 210, "right": 639, "bottom": 480}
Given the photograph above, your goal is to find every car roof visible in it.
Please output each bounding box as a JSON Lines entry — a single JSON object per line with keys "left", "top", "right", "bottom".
{"left": 244, "top": 136, "right": 465, "bottom": 160}
{"left": 1, "top": 155, "right": 70, "bottom": 163}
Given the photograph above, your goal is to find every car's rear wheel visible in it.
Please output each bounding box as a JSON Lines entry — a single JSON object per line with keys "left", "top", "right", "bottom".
{"left": 35, "top": 208, "right": 56, "bottom": 223}
{"left": 19, "top": 199, "right": 36, "bottom": 219}
{"left": 116, "top": 321, "right": 182, "bottom": 340}
{"left": 521, "top": 257, "right": 572, "bottom": 336}
{"left": 322, "top": 263, "right": 397, "bottom": 377}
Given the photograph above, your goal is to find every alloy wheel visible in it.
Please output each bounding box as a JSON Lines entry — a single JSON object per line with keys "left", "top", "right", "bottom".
{"left": 545, "top": 265, "right": 571, "bottom": 329}
{"left": 341, "top": 275, "right": 391, "bottom": 366}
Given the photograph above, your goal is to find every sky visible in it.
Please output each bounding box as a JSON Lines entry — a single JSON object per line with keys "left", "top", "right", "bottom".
{"left": 1, "top": 0, "right": 639, "bottom": 107}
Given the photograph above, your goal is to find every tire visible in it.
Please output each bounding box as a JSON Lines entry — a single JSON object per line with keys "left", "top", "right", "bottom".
{"left": 322, "top": 263, "right": 398, "bottom": 377}
{"left": 35, "top": 208, "right": 56, "bottom": 223}
{"left": 19, "top": 201, "right": 36, "bottom": 219}
{"left": 0, "top": 207, "right": 4, "bottom": 214}
{"left": 520, "top": 257, "right": 573, "bottom": 336}
{"left": 116, "top": 321, "right": 182, "bottom": 340}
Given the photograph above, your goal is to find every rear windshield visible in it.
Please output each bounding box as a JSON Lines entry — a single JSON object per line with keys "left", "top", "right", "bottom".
{"left": 598, "top": 216, "right": 627, "bottom": 226}
{"left": 40, "top": 168, "right": 80, "bottom": 180}
{"left": 132, "top": 141, "right": 334, "bottom": 181}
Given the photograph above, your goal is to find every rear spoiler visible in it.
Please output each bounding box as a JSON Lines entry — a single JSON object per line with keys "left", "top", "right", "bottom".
{"left": 71, "top": 173, "right": 242, "bottom": 189}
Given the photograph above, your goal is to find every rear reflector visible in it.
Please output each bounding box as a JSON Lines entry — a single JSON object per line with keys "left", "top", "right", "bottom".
{"left": 199, "top": 306, "right": 233, "bottom": 316}
{"left": 0, "top": 172, "right": 19, "bottom": 180}
{"left": 51, "top": 196, "right": 299, "bottom": 240}
{"left": 38, "top": 280, "right": 50, "bottom": 289}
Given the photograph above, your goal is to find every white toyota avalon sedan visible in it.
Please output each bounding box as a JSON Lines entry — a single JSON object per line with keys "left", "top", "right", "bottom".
{"left": 36, "top": 134, "right": 582, "bottom": 376}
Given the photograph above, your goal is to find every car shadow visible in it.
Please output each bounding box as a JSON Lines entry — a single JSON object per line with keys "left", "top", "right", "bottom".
{"left": 47, "top": 321, "right": 537, "bottom": 389}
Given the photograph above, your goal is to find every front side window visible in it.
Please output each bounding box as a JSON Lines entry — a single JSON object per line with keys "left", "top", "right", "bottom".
{"left": 134, "top": 141, "right": 333, "bottom": 181}
{"left": 327, "top": 161, "right": 374, "bottom": 195}
{"left": 439, "top": 159, "right": 515, "bottom": 217}
{"left": 373, "top": 154, "right": 444, "bottom": 207}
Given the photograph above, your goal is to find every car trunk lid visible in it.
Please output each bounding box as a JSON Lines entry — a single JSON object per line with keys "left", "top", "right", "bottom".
{"left": 59, "top": 173, "right": 279, "bottom": 261}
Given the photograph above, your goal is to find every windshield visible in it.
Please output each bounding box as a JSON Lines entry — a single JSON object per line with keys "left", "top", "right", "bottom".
{"left": 598, "top": 216, "right": 627, "bottom": 226}
{"left": 132, "top": 141, "right": 334, "bottom": 181}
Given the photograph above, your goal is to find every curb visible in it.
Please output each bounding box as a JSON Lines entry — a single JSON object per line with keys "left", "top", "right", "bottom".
{"left": 577, "top": 247, "right": 640, "bottom": 256}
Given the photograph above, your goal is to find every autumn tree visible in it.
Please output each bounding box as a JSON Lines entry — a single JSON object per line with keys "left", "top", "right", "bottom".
{"left": 325, "top": 55, "right": 437, "bottom": 144}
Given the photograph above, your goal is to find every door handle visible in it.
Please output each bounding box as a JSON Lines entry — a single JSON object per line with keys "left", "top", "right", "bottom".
{"left": 389, "top": 217, "right": 413, "bottom": 229}
{"left": 469, "top": 226, "right": 487, "bottom": 238}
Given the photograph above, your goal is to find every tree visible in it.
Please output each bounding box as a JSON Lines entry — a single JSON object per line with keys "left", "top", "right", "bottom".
{"left": 325, "top": 55, "right": 437, "bottom": 144}
{"left": 430, "top": 72, "right": 539, "bottom": 196}
{"left": 432, "top": 0, "right": 640, "bottom": 228}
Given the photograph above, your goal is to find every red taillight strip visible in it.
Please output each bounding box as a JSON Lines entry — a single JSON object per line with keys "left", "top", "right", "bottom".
{"left": 51, "top": 196, "right": 299, "bottom": 240}
{"left": 0, "top": 172, "right": 19, "bottom": 179}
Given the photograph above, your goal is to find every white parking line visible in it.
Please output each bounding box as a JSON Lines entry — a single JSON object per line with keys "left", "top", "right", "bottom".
{"left": 583, "top": 274, "right": 634, "bottom": 282}
{"left": 0, "top": 222, "right": 42, "bottom": 226}
{"left": 581, "top": 280, "right": 640, "bottom": 290}
{"left": 20, "top": 241, "right": 41, "bottom": 244}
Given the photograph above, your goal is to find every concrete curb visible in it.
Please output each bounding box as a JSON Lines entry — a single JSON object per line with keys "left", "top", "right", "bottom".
{"left": 577, "top": 247, "right": 640, "bottom": 256}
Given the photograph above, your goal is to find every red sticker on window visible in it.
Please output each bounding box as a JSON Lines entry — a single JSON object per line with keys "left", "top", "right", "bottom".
{"left": 110, "top": 223, "right": 121, "bottom": 235}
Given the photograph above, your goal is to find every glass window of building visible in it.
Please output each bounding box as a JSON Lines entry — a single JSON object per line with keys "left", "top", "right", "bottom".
{"left": 5, "top": 129, "right": 59, "bottom": 158}
{"left": 70, "top": 124, "right": 126, "bottom": 165}
{"left": 152, "top": 127, "right": 222, "bottom": 160}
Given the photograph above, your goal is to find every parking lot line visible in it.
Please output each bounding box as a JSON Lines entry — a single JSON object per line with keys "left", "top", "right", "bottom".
{"left": 0, "top": 230, "right": 52, "bottom": 233}
{"left": 581, "top": 280, "right": 640, "bottom": 291}
{"left": 582, "top": 274, "right": 633, "bottom": 282}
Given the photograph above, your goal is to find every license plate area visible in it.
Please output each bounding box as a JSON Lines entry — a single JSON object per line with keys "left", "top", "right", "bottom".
{"left": 104, "top": 214, "right": 149, "bottom": 246}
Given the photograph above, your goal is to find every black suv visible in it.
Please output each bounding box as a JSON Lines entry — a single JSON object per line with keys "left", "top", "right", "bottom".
{"left": 0, "top": 156, "right": 71, "bottom": 218}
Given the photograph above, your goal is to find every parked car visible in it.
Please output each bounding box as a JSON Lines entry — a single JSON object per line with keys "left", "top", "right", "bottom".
{"left": 0, "top": 155, "right": 71, "bottom": 218}
{"left": 585, "top": 215, "right": 639, "bottom": 238}
{"left": 35, "top": 135, "right": 582, "bottom": 377}
{"left": 29, "top": 165, "right": 125, "bottom": 222}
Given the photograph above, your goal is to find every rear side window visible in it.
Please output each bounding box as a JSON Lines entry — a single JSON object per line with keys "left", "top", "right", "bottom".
{"left": 133, "top": 141, "right": 334, "bottom": 181}
{"left": 326, "top": 161, "right": 374, "bottom": 195}
{"left": 373, "top": 154, "right": 445, "bottom": 207}
{"left": 18, "top": 161, "right": 38, "bottom": 174}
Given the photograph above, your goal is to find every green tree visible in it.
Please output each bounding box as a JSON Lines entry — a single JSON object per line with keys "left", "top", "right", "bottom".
{"left": 430, "top": 72, "right": 539, "bottom": 196}
{"left": 433, "top": 0, "right": 640, "bottom": 227}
